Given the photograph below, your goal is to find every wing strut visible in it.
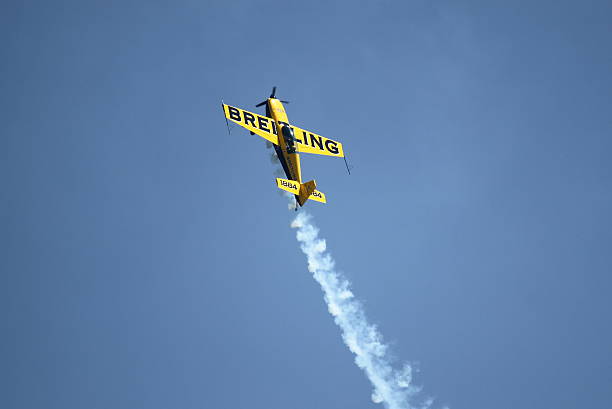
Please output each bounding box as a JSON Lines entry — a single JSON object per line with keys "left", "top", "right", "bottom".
{"left": 344, "top": 154, "right": 351, "bottom": 175}
{"left": 221, "top": 99, "right": 231, "bottom": 135}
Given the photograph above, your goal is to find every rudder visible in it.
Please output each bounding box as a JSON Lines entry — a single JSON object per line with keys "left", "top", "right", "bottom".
{"left": 298, "top": 180, "right": 326, "bottom": 205}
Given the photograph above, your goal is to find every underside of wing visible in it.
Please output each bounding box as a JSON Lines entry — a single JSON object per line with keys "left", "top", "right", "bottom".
{"left": 291, "top": 125, "right": 344, "bottom": 157}
{"left": 223, "top": 104, "right": 279, "bottom": 145}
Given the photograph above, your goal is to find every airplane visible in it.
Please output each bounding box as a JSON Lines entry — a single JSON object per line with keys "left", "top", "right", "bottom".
{"left": 221, "top": 87, "right": 348, "bottom": 209}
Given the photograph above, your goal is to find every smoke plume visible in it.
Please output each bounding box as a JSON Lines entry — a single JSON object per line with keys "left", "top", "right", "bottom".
{"left": 291, "top": 212, "right": 435, "bottom": 409}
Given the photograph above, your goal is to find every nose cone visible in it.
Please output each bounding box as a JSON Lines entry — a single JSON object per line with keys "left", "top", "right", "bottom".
{"left": 268, "top": 98, "right": 285, "bottom": 112}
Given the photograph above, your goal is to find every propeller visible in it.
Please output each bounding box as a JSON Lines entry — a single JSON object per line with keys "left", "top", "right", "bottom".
{"left": 255, "top": 86, "right": 290, "bottom": 107}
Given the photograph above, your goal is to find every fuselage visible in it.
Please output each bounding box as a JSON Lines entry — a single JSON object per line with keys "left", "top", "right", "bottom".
{"left": 265, "top": 99, "right": 302, "bottom": 184}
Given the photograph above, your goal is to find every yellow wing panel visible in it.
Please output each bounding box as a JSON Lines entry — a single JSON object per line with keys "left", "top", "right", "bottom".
{"left": 223, "top": 104, "right": 279, "bottom": 145}
{"left": 291, "top": 125, "right": 344, "bottom": 157}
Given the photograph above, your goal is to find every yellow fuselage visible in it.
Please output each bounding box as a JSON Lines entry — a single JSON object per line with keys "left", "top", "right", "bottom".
{"left": 267, "top": 99, "right": 302, "bottom": 184}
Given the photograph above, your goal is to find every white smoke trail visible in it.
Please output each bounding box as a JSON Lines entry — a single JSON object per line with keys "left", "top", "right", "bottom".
{"left": 291, "top": 212, "right": 435, "bottom": 409}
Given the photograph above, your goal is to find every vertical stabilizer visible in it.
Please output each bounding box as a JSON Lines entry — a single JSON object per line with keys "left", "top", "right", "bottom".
{"left": 298, "top": 180, "right": 317, "bottom": 206}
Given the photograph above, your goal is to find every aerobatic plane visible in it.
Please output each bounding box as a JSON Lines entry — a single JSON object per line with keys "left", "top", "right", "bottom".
{"left": 222, "top": 87, "right": 348, "bottom": 208}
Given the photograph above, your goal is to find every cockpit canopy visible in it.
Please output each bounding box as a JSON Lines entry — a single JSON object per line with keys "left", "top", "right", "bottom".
{"left": 281, "top": 125, "right": 295, "bottom": 141}
{"left": 281, "top": 125, "right": 297, "bottom": 153}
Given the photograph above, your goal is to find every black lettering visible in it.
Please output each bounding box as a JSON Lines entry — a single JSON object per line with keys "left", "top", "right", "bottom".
{"left": 228, "top": 106, "right": 241, "bottom": 121}
{"left": 325, "top": 140, "right": 339, "bottom": 155}
{"left": 271, "top": 121, "right": 277, "bottom": 135}
{"left": 295, "top": 130, "right": 307, "bottom": 145}
{"left": 281, "top": 180, "right": 297, "bottom": 190}
{"left": 309, "top": 133, "right": 324, "bottom": 150}
{"left": 243, "top": 112, "right": 256, "bottom": 127}
{"left": 258, "top": 116, "right": 270, "bottom": 132}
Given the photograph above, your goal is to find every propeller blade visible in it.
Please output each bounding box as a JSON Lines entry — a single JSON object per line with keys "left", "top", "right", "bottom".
{"left": 255, "top": 101, "right": 267, "bottom": 107}
{"left": 270, "top": 86, "right": 277, "bottom": 98}
{"left": 280, "top": 100, "right": 290, "bottom": 104}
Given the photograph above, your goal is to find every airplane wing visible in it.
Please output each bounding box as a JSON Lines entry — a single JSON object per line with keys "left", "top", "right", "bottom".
{"left": 291, "top": 125, "right": 344, "bottom": 157}
{"left": 222, "top": 103, "right": 279, "bottom": 145}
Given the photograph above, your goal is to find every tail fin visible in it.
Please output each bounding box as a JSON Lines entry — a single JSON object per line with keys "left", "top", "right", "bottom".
{"left": 299, "top": 180, "right": 317, "bottom": 205}
{"left": 276, "top": 178, "right": 327, "bottom": 206}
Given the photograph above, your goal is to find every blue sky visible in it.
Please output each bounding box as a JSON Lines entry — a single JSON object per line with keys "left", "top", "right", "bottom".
{"left": 2, "top": 1, "right": 612, "bottom": 409}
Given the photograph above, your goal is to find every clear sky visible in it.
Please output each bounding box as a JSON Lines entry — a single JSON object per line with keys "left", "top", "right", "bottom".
{"left": 2, "top": 1, "right": 612, "bottom": 409}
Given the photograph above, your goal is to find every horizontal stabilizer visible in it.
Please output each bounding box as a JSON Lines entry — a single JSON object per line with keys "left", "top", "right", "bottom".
{"left": 308, "top": 189, "right": 326, "bottom": 203}
{"left": 275, "top": 178, "right": 327, "bottom": 205}
{"left": 276, "top": 178, "right": 300, "bottom": 195}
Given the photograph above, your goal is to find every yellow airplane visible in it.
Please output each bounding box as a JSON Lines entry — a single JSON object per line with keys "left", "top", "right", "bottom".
{"left": 222, "top": 87, "right": 348, "bottom": 208}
